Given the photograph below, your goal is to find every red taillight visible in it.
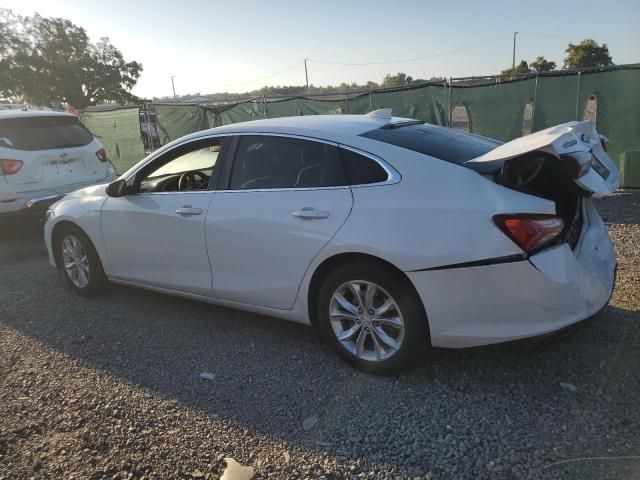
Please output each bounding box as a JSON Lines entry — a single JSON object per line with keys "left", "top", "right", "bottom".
{"left": 95, "top": 148, "right": 108, "bottom": 162}
{"left": 0, "top": 159, "right": 23, "bottom": 175}
{"left": 493, "top": 214, "right": 564, "bottom": 252}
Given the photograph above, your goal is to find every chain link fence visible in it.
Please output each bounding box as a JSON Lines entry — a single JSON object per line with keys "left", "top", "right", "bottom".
{"left": 80, "top": 65, "right": 640, "bottom": 187}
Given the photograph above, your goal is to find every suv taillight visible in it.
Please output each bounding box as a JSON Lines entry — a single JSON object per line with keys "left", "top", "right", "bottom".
{"left": 95, "top": 148, "right": 108, "bottom": 162}
{"left": 493, "top": 214, "right": 564, "bottom": 252}
{"left": 0, "top": 159, "right": 23, "bottom": 175}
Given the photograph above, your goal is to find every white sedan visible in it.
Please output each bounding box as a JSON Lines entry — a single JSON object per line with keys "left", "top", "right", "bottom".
{"left": 44, "top": 110, "right": 619, "bottom": 373}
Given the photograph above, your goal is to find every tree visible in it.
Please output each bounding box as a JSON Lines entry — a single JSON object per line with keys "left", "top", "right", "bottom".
{"left": 381, "top": 73, "right": 413, "bottom": 87}
{"left": 563, "top": 39, "right": 612, "bottom": 70}
{"left": 0, "top": 10, "right": 142, "bottom": 108}
{"left": 0, "top": 9, "right": 26, "bottom": 98}
{"left": 501, "top": 60, "right": 531, "bottom": 77}
{"left": 530, "top": 56, "right": 556, "bottom": 72}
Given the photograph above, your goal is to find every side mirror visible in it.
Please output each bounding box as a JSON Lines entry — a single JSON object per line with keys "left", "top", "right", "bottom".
{"left": 105, "top": 178, "right": 129, "bottom": 197}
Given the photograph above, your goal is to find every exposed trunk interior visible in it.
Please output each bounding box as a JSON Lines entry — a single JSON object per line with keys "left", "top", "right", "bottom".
{"left": 493, "top": 153, "right": 585, "bottom": 249}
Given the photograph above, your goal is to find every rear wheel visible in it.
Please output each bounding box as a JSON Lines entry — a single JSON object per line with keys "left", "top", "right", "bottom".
{"left": 55, "top": 225, "right": 108, "bottom": 296}
{"left": 316, "top": 261, "right": 428, "bottom": 374}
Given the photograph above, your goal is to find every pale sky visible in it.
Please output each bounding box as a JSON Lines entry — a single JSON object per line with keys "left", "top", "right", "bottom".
{"left": 3, "top": 0, "right": 639, "bottom": 98}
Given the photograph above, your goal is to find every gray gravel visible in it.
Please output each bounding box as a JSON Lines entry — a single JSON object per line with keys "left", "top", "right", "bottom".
{"left": 1, "top": 192, "right": 639, "bottom": 480}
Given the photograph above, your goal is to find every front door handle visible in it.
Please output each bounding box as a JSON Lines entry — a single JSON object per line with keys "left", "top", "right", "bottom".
{"left": 175, "top": 205, "right": 203, "bottom": 216}
{"left": 292, "top": 207, "right": 329, "bottom": 220}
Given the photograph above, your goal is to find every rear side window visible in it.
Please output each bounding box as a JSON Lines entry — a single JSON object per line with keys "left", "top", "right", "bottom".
{"left": 360, "top": 123, "right": 500, "bottom": 165}
{"left": 229, "top": 135, "right": 348, "bottom": 190}
{"left": 340, "top": 148, "right": 388, "bottom": 185}
{"left": 0, "top": 116, "right": 94, "bottom": 151}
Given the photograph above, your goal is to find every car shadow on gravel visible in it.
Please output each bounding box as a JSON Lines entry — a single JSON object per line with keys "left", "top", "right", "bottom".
{"left": 2, "top": 204, "right": 639, "bottom": 479}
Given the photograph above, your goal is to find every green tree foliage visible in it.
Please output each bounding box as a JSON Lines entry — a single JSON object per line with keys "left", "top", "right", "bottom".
{"left": 382, "top": 72, "right": 413, "bottom": 87}
{"left": 0, "top": 9, "right": 142, "bottom": 108}
{"left": 563, "top": 39, "right": 613, "bottom": 70}
{"left": 530, "top": 56, "right": 557, "bottom": 72}
{"left": 501, "top": 60, "right": 532, "bottom": 77}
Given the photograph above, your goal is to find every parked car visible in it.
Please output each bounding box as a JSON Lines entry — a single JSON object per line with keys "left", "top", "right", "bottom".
{"left": 0, "top": 110, "right": 117, "bottom": 217}
{"left": 43, "top": 110, "right": 619, "bottom": 373}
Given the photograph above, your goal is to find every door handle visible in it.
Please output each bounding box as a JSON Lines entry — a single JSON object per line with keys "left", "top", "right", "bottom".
{"left": 292, "top": 207, "right": 329, "bottom": 220}
{"left": 175, "top": 205, "right": 203, "bottom": 216}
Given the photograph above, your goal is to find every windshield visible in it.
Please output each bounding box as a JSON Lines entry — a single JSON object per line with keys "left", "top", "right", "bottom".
{"left": 360, "top": 122, "right": 501, "bottom": 165}
{"left": 0, "top": 116, "right": 94, "bottom": 151}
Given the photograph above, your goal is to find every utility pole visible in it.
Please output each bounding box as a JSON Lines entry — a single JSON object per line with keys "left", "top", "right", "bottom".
{"left": 512, "top": 32, "right": 518, "bottom": 70}
{"left": 170, "top": 76, "right": 176, "bottom": 98}
{"left": 304, "top": 58, "right": 309, "bottom": 91}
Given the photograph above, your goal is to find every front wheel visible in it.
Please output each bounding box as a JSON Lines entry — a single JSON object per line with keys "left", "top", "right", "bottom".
{"left": 55, "top": 225, "right": 109, "bottom": 296}
{"left": 316, "top": 262, "right": 429, "bottom": 374}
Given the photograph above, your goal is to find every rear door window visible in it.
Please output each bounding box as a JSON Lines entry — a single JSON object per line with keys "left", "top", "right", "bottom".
{"left": 340, "top": 148, "right": 389, "bottom": 185}
{"left": 0, "top": 116, "right": 94, "bottom": 151}
{"left": 228, "top": 135, "right": 348, "bottom": 190}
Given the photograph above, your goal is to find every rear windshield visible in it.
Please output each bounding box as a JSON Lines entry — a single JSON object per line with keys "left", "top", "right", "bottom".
{"left": 360, "top": 123, "right": 501, "bottom": 165}
{"left": 0, "top": 116, "right": 94, "bottom": 151}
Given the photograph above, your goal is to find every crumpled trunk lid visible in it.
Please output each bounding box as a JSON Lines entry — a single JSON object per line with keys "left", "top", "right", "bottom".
{"left": 466, "top": 121, "right": 620, "bottom": 197}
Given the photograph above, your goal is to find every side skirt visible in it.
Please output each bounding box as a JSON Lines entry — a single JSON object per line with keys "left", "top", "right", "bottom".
{"left": 107, "top": 277, "right": 311, "bottom": 326}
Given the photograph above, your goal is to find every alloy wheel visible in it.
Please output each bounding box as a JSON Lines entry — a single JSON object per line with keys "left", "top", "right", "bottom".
{"left": 61, "top": 234, "right": 90, "bottom": 288}
{"left": 329, "top": 280, "right": 405, "bottom": 361}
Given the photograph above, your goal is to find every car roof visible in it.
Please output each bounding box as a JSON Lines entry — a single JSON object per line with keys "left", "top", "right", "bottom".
{"left": 0, "top": 109, "right": 76, "bottom": 120}
{"left": 207, "top": 114, "right": 416, "bottom": 137}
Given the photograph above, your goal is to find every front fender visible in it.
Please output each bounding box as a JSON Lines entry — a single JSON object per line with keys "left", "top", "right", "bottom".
{"left": 44, "top": 194, "right": 110, "bottom": 274}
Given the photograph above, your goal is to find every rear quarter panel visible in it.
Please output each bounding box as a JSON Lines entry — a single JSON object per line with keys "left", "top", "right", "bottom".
{"left": 330, "top": 140, "right": 556, "bottom": 272}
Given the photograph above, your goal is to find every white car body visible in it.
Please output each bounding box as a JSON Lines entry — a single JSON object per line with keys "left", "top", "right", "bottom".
{"left": 0, "top": 110, "right": 117, "bottom": 217}
{"left": 44, "top": 112, "right": 618, "bottom": 349}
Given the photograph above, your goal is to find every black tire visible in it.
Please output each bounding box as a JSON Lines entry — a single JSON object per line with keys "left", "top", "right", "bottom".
{"left": 316, "top": 261, "right": 429, "bottom": 374}
{"left": 54, "top": 224, "right": 109, "bottom": 297}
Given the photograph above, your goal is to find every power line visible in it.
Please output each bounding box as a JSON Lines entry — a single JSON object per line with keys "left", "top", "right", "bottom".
{"left": 309, "top": 34, "right": 513, "bottom": 66}
{"left": 221, "top": 60, "right": 305, "bottom": 89}
{"left": 520, "top": 32, "right": 640, "bottom": 39}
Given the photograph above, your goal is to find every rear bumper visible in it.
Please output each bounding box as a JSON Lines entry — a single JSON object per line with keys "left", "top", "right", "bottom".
{"left": 0, "top": 169, "right": 116, "bottom": 218}
{"left": 0, "top": 193, "right": 64, "bottom": 218}
{"left": 407, "top": 200, "right": 616, "bottom": 348}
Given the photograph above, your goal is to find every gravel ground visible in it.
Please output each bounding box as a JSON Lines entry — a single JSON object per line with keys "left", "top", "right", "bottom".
{"left": 0, "top": 192, "right": 639, "bottom": 480}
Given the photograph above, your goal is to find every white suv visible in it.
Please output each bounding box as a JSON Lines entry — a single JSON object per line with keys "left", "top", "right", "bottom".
{"left": 0, "top": 110, "right": 117, "bottom": 217}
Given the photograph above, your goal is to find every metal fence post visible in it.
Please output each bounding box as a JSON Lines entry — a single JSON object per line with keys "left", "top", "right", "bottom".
{"left": 448, "top": 77, "right": 453, "bottom": 127}
{"left": 575, "top": 71, "right": 582, "bottom": 120}
{"left": 369, "top": 90, "right": 372, "bottom": 111}
{"left": 532, "top": 71, "right": 539, "bottom": 131}
{"left": 345, "top": 93, "right": 349, "bottom": 114}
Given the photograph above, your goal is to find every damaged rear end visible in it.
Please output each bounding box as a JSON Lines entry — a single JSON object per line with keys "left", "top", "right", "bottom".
{"left": 457, "top": 120, "right": 619, "bottom": 343}
{"left": 465, "top": 120, "right": 619, "bottom": 255}
{"left": 363, "top": 118, "right": 619, "bottom": 347}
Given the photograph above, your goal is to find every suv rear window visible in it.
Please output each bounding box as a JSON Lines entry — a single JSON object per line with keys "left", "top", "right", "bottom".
{"left": 360, "top": 123, "right": 501, "bottom": 165}
{"left": 0, "top": 116, "right": 94, "bottom": 151}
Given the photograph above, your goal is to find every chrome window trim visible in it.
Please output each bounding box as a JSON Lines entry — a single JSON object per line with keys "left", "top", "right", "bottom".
{"left": 216, "top": 185, "right": 352, "bottom": 194}
{"left": 338, "top": 144, "right": 401, "bottom": 188}
{"left": 124, "top": 131, "right": 401, "bottom": 194}
{"left": 133, "top": 190, "right": 216, "bottom": 196}
{"left": 221, "top": 132, "right": 400, "bottom": 193}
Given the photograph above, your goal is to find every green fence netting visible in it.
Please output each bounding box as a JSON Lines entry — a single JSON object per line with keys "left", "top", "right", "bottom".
{"left": 154, "top": 104, "right": 209, "bottom": 144}
{"left": 452, "top": 78, "right": 536, "bottom": 141}
{"left": 577, "top": 69, "right": 640, "bottom": 180}
{"left": 135, "top": 67, "right": 640, "bottom": 187}
{"left": 370, "top": 84, "right": 448, "bottom": 126}
{"left": 81, "top": 107, "right": 145, "bottom": 173}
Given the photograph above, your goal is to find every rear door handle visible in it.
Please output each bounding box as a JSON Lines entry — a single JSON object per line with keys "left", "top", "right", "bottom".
{"left": 292, "top": 207, "right": 329, "bottom": 220}
{"left": 175, "top": 205, "right": 203, "bottom": 216}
